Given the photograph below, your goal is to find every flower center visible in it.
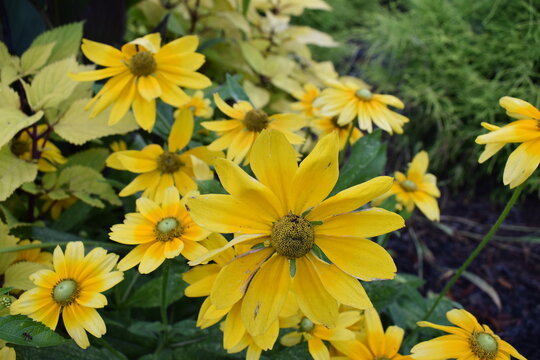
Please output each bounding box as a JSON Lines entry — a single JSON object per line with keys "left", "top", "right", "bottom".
{"left": 0, "top": 295, "right": 13, "bottom": 309}
{"left": 129, "top": 51, "right": 157, "bottom": 77}
{"left": 299, "top": 317, "right": 314, "bottom": 332}
{"left": 157, "top": 152, "right": 183, "bottom": 174}
{"left": 52, "top": 279, "right": 79, "bottom": 306}
{"left": 330, "top": 116, "right": 349, "bottom": 130}
{"left": 470, "top": 332, "right": 498, "bottom": 360}
{"left": 270, "top": 214, "right": 314, "bottom": 259}
{"left": 154, "top": 217, "right": 183, "bottom": 242}
{"left": 400, "top": 179, "right": 418, "bottom": 192}
{"left": 243, "top": 109, "right": 269, "bottom": 132}
{"left": 10, "top": 139, "right": 31, "bottom": 156}
{"left": 356, "top": 88, "right": 373, "bottom": 101}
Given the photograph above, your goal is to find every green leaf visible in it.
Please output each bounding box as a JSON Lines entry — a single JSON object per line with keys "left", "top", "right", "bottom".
{"left": 62, "top": 148, "right": 110, "bottom": 172}
{"left": 128, "top": 321, "right": 164, "bottom": 339}
{"left": 0, "top": 83, "right": 20, "bottom": 109}
{"left": 0, "top": 108, "right": 43, "bottom": 149}
{"left": 242, "top": 0, "right": 251, "bottom": 15}
{"left": 0, "top": 287, "right": 14, "bottom": 295}
{"left": 224, "top": 73, "right": 250, "bottom": 102}
{"left": 51, "top": 201, "right": 92, "bottom": 232}
{"left": 239, "top": 42, "right": 265, "bottom": 73}
{"left": 0, "top": 315, "right": 69, "bottom": 347}
{"left": 20, "top": 43, "right": 55, "bottom": 75}
{"left": 197, "top": 179, "right": 226, "bottom": 195}
{"left": 30, "top": 23, "right": 83, "bottom": 64}
{"left": 125, "top": 272, "right": 187, "bottom": 308}
{"left": 270, "top": 341, "right": 311, "bottom": 359}
{"left": 30, "top": 226, "right": 127, "bottom": 250}
{"left": 171, "top": 319, "right": 206, "bottom": 338}
{"left": 0, "top": 146, "right": 38, "bottom": 202}
{"left": 332, "top": 130, "right": 386, "bottom": 195}
{"left": 13, "top": 342, "right": 112, "bottom": 360}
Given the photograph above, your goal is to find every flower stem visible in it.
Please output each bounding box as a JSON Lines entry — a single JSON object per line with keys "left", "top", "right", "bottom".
{"left": 160, "top": 260, "right": 170, "bottom": 327}
{"left": 421, "top": 183, "right": 525, "bottom": 321}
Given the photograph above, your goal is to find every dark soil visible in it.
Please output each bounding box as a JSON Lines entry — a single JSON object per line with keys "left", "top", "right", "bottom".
{"left": 387, "top": 187, "right": 540, "bottom": 359}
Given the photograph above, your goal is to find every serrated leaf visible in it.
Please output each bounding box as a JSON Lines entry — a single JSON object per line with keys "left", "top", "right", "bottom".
{"left": 0, "top": 146, "right": 38, "bottom": 202}
{"left": 0, "top": 108, "right": 43, "bottom": 149}
{"left": 0, "top": 315, "right": 69, "bottom": 347}
{"left": 20, "top": 43, "right": 55, "bottom": 75}
{"left": 62, "top": 148, "right": 110, "bottom": 172}
{"left": 225, "top": 73, "right": 250, "bottom": 101}
{"left": 0, "top": 83, "right": 20, "bottom": 109}
{"left": 125, "top": 273, "right": 187, "bottom": 308}
{"left": 0, "top": 41, "right": 11, "bottom": 65}
{"left": 54, "top": 99, "right": 139, "bottom": 145}
{"left": 30, "top": 23, "right": 83, "bottom": 64}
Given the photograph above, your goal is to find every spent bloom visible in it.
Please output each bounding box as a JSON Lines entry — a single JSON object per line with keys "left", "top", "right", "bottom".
{"left": 187, "top": 130, "right": 404, "bottom": 338}
{"left": 411, "top": 309, "right": 526, "bottom": 360}
{"left": 476, "top": 96, "right": 540, "bottom": 188}
{"left": 70, "top": 34, "right": 211, "bottom": 131}
{"left": 10, "top": 125, "right": 66, "bottom": 172}
{"left": 10, "top": 242, "right": 124, "bottom": 348}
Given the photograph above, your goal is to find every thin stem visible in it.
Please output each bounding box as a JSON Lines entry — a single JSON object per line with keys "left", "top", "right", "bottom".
{"left": 120, "top": 272, "right": 140, "bottom": 303}
{"left": 0, "top": 240, "right": 127, "bottom": 254}
{"left": 95, "top": 338, "right": 125, "bottom": 360}
{"left": 421, "top": 183, "right": 525, "bottom": 321}
{"left": 160, "top": 260, "right": 171, "bottom": 327}
{"left": 339, "top": 125, "right": 355, "bottom": 164}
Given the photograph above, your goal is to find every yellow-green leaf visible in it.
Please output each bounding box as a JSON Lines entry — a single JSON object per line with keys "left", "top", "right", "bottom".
{"left": 0, "top": 108, "right": 43, "bottom": 149}
{"left": 0, "top": 146, "right": 38, "bottom": 202}
{"left": 30, "top": 22, "right": 83, "bottom": 64}
{"left": 20, "top": 43, "right": 55, "bottom": 75}
{"left": 239, "top": 42, "right": 265, "bottom": 73}
{"left": 0, "top": 83, "right": 20, "bottom": 109}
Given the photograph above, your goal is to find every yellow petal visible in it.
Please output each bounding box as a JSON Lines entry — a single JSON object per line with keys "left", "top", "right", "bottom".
{"left": 410, "top": 334, "right": 470, "bottom": 360}
{"left": 223, "top": 302, "right": 246, "bottom": 349}
{"left": 446, "top": 309, "right": 482, "bottom": 332}
{"left": 197, "top": 296, "right": 229, "bottom": 328}
{"left": 63, "top": 304, "right": 90, "bottom": 348}
{"left": 158, "top": 35, "right": 199, "bottom": 57}
{"left": 76, "top": 291, "right": 108, "bottom": 308}
{"left": 364, "top": 308, "right": 385, "bottom": 355}
{"left": 316, "top": 208, "right": 405, "bottom": 238}
{"left": 136, "top": 197, "right": 164, "bottom": 223}
{"left": 155, "top": 73, "right": 190, "bottom": 107}
{"left": 132, "top": 94, "right": 156, "bottom": 131}
{"left": 138, "top": 242, "right": 165, "bottom": 274}
{"left": 408, "top": 151, "right": 429, "bottom": 179}
{"left": 503, "top": 140, "right": 540, "bottom": 188}
{"left": 476, "top": 119, "right": 539, "bottom": 144}
{"left": 169, "top": 108, "right": 194, "bottom": 152}
{"left": 137, "top": 75, "right": 162, "bottom": 101}
{"left": 119, "top": 171, "right": 161, "bottom": 197}
{"left": 213, "top": 93, "right": 246, "bottom": 119}
{"left": 384, "top": 325, "right": 405, "bottom": 357}
{"left": 499, "top": 96, "right": 540, "bottom": 120}
{"left": 81, "top": 39, "right": 123, "bottom": 67}
{"left": 180, "top": 239, "right": 208, "bottom": 261}
{"left": 188, "top": 234, "right": 267, "bottom": 266}
{"left": 69, "top": 67, "right": 126, "bottom": 82}
{"left": 71, "top": 304, "right": 106, "bottom": 338}
{"left": 281, "top": 331, "right": 302, "bottom": 347}
{"left": 201, "top": 119, "right": 243, "bottom": 132}
{"left": 109, "top": 78, "right": 136, "bottom": 125}
{"left": 374, "top": 94, "right": 404, "bottom": 109}
{"left": 307, "top": 337, "right": 330, "bottom": 360}
{"left": 411, "top": 192, "right": 440, "bottom": 221}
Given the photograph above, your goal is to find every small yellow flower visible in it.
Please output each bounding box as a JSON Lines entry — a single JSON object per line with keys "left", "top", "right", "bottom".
{"left": 106, "top": 109, "right": 223, "bottom": 203}
{"left": 70, "top": 34, "right": 211, "bottom": 131}
{"left": 178, "top": 90, "right": 214, "bottom": 118}
{"left": 188, "top": 130, "right": 404, "bottom": 338}
{"left": 332, "top": 308, "right": 411, "bottom": 360}
{"left": 291, "top": 83, "right": 321, "bottom": 118}
{"left": 10, "top": 242, "right": 124, "bottom": 349}
{"left": 0, "top": 343, "right": 15, "bottom": 360}
{"left": 476, "top": 96, "right": 540, "bottom": 188}
{"left": 110, "top": 187, "right": 209, "bottom": 274}
{"left": 411, "top": 309, "right": 526, "bottom": 360}
{"left": 201, "top": 93, "right": 306, "bottom": 165}
{"left": 11, "top": 125, "right": 66, "bottom": 172}
{"left": 110, "top": 140, "right": 128, "bottom": 152}
{"left": 312, "top": 116, "right": 363, "bottom": 150}
{"left": 41, "top": 195, "right": 78, "bottom": 220}
{"left": 314, "top": 77, "right": 409, "bottom": 134}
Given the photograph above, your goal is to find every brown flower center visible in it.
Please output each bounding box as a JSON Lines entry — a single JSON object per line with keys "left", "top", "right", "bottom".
{"left": 470, "top": 332, "right": 498, "bottom": 360}
{"left": 400, "top": 179, "right": 418, "bottom": 192}
{"left": 270, "top": 214, "right": 314, "bottom": 259}
{"left": 129, "top": 51, "right": 157, "bottom": 77}
{"left": 52, "top": 279, "right": 79, "bottom": 306}
{"left": 154, "top": 217, "right": 183, "bottom": 242}
{"left": 157, "top": 152, "right": 183, "bottom": 174}
{"left": 356, "top": 88, "right": 373, "bottom": 101}
{"left": 10, "top": 139, "right": 31, "bottom": 156}
{"left": 243, "top": 109, "right": 269, "bottom": 132}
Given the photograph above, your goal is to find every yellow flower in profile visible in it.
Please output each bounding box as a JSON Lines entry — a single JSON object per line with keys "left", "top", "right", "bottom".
{"left": 188, "top": 130, "right": 404, "bottom": 337}
{"left": 10, "top": 125, "right": 66, "bottom": 172}
{"left": 378, "top": 151, "right": 440, "bottom": 221}
{"left": 411, "top": 309, "right": 526, "bottom": 360}
{"left": 110, "top": 187, "right": 209, "bottom": 274}
{"left": 0, "top": 342, "right": 15, "bottom": 360}
{"left": 110, "top": 140, "right": 128, "bottom": 152}
{"left": 201, "top": 93, "right": 306, "bottom": 165}
{"left": 312, "top": 116, "right": 363, "bottom": 150}
{"left": 10, "top": 242, "right": 123, "bottom": 349}
{"left": 70, "top": 33, "right": 211, "bottom": 131}
{"left": 291, "top": 83, "right": 321, "bottom": 118}
{"left": 313, "top": 77, "right": 409, "bottom": 134}
{"left": 178, "top": 90, "right": 214, "bottom": 118}
{"left": 106, "top": 110, "right": 222, "bottom": 203}
{"left": 476, "top": 96, "right": 540, "bottom": 188}
{"left": 333, "top": 308, "right": 411, "bottom": 360}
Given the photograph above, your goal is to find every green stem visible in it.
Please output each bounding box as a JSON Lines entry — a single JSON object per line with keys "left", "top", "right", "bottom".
{"left": 95, "top": 338, "right": 125, "bottom": 360}
{"left": 339, "top": 125, "right": 355, "bottom": 164}
{"left": 160, "top": 260, "right": 171, "bottom": 327}
{"left": 120, "top": 272, "right": 140, "bottom": 303}
{"left": 421, "top": 183, "right": 525, "bottom": 321}
{"left": 0, "top": 240, "right": 127, "bottom": 254}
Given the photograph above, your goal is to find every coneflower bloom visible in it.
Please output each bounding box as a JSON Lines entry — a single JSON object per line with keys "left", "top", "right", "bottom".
{"left": 178, "top": 90, "right": 214, "bottom": 118}
{"left": 312, "top": 116, "right": 362, "bottom": 150}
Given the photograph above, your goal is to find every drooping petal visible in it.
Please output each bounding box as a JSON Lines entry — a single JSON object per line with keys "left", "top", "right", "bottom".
{"left": 307, "top": 337, "right": 330, "bottom": 360}
{"left": 411, "top": 191, "right": 440, "bottom": 221}
{"left": 132, "top": 94, "right": 156, "bottom": 131}
{"left": 63, "top": 305, "right": 90, "bottom": 349}
{"left": 137, "top": 75, "right": 162, "bottom": 101}
{"left": 169, "top": 108, "right": 194, "bottom": 151}
{"left": 138, "top": 242, "right": 166, "bottom": 274}
{"left": 410, "top": 334, "right": 471, "bottom": 360}
{"left": 316, "top": 208, "right": 404, "bottom": 238}
{"left": 446, "top": 309, "right": 482, "bottom": 332}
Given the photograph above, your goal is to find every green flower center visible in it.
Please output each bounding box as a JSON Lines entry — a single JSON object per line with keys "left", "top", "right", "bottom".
{"left": 52, "top": 279, "right": 79, "bottom": 306}
{"left": 154, "top": 217, "right": 183, "bottom": 242}
{"left": 270, "top": 214, "right": 314, "bottom": 259}
{"left": 400, "top": 179, "right": 418, "bottom": 192}
{"left": 299, "top": 317, "right": 314, "bottom": 332}
{"left": 129, "top": 51, "right": 157, "bottom": 77}
{"left": 157, "top": 152, "right": 183, "bottom": 174}
{"left": 243, "top": 109, "right": 269, "bottom": 132}
{"left": 0, "top": 295, "right": 13, "bottom": 309}
{"left": 10, "top": 139, "right": 31, "bottom": 156}
{"left": 470, "top": 332, "right": 498, "bottom": 360}
{"left": 356, "top": 88, "right": 373, "bottom": 101}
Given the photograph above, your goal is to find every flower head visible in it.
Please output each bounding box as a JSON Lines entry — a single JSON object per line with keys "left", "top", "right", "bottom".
{"left": 314, "top": 77, "right": 409, "bottom": 134}
{"left": 475, "top": 96, "right": 540, "bottom": 188}
{"left": 411, "top": 309, "right": 526, "bottom": 360}
{"left": 312, "top": 116, "right": 363, "bottom": 150}
{"left": 291, "top": 83, "right": 321, "bottom": 118}
{"left": 10, "top": 242, "right": 124, "bottom": 348}
{"left": 201, "top": 93, "right": 305, "bottom": 165}
{"left": 178, "top": 90, "right": 214, "bottom": 118}
{"left": 11, "top": 125, "right": 66, "bottom": 172}
{"left": 70, "top": 34, "right": 211, "bottom": 131}
{"left": 110, "top": 187, "right": 209, "bottom": 274}
{"left": 187, "top": 130, "right": 404, "bottom": 337}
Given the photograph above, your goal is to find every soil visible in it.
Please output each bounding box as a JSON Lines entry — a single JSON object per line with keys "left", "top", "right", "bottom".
{"left": 386, "top": 187, "right": 540, "bottom": 359}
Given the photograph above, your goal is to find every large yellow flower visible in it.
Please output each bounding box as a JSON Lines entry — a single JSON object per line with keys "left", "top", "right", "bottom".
{"left": 313, "top": 77, "right": 409, "bottom": 134}
{"left": 201, "top": 93, "right": 306, "bottom": 165}
{"left": 11, "top": 125, "right": 66, "bottom": 172}
{"left": 10, "top": 242, "right": 124, "bottom": 349}
{"left": 106, "top": 110, "right": 222, "bottom": 203}
{"left": 187, "top": 130, "right": 404, "bottom": 337}
{"left": 411, "top": 309, "right": 526, "bottom": 360}
{"left": 110, "top": 187, "right": 209, "bottom": 274}
{"left": 312, "top": 116, "right": 363, "bottom": 150}
{"left": 476, "top": 96, "right": 540, "bottom": 188}
{"left": 377, "top": 151, "right": 440, "bottom": 221}
{"left": 70, "top": 33, "right": 211, "bottom": 131}
{"left": 332, "top": 308, "right": 411, "bottom": 360}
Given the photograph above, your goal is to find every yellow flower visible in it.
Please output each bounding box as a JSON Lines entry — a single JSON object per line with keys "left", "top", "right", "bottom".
{"left": 313, "top": 77, "right": 409, "bottom": 134}
{"left": 312, "top": 116, "right": 363, "bottom": 150}
{"left": 201, "top": 93, "right": 306, "bottom": 165}
{"left": 476, "top": 96, "right": 540, "bottom": 188}
{"left": 13, "top": 240, "right": 53, "bottom": 265}
{"left": 106, "top": 109, "right": 223, "bottom": 203}
{"left": 10, "top": 242, "right": 124, "bottom": 349}
{"left": 110, "top": 140, "right": 128, "bottom": 152}
{"left": 178, "top": 90, "right": 214, "bottom": 118}
{"left": 110, "top": 187, "right": 209, "bottom": 274}
{"left": 41, "top": 195, "right": 78, "bottom": 220}
{"left": 411, "top": 309, "right": 526, "bottom": 360}
{"left": 70, "top": 34, "right": 211, "bottom": 131}
{"left": 332, "top": 308, "right": 411, "bottom": 360}
{"left": 11, "top": 125, "right": 66, "bottom": 172}
{"left": 377, "top": 151, "right": 440, "bottom": 221}
{"left": 0, "top": 343, "right": 15, "bottom": 360}
{"left": 251, "top": 0, "right": 331, "bottom": 16}
{"left": 187, "top": 130, "right": 404, "bottom": 337}
{"left": 291, "top": 83, "right": 321, "bottom": 118}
